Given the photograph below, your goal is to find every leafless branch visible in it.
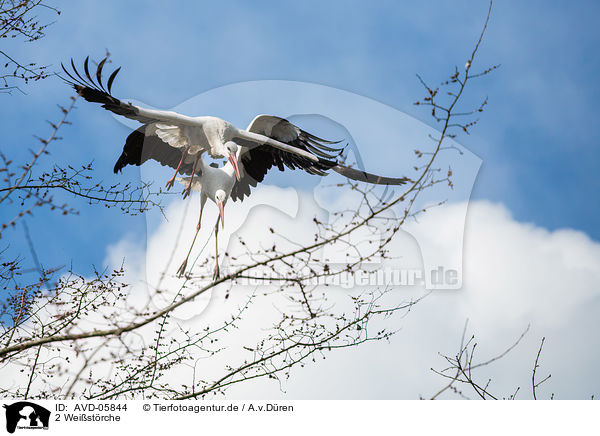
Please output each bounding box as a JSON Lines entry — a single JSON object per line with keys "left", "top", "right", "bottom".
{"left": 0, "top": 1, "right": 498, "bottom": 400}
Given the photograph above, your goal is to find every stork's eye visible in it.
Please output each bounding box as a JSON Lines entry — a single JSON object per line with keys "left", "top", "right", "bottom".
{"left": 226, "top": 141, "right": 238, "bottom": 153}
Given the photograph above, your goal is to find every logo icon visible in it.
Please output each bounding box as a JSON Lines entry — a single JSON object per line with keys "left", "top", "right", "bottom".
{"left": 3, "top": 402, "right": 50, "bottom": 434}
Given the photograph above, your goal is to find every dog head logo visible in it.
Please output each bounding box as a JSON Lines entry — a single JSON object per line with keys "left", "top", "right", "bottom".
{"left": 3, "top": 402, "right": 50, "bottom": 434}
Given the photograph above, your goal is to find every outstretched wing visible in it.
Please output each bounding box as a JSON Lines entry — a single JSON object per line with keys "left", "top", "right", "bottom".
{"left": 114, "top": 125, "right": 197, "bottom": 175}
{"left": 230, "top": 115, "right": 343, "bottom": 201}
{"left": 61, "top": 56, "right": 201, "bottom": 128}
{"left": 230, "top": 115, "right": 412, "bottom": 201}
{"left": 245, "top": 115, "right": 342, "bottom": 158}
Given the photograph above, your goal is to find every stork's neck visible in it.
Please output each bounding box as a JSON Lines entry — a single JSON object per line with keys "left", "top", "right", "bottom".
{"left": 221, "top": 161, "right": 237, "bottom": 180}
{"left": 197, "top": 153, "right": 209, "bottom": 172}
{"left": 198, "top": 156, "right": 235, "bottom": 190}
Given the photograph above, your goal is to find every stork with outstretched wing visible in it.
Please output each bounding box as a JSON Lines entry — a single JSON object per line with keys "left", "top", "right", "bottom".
{"left": 173, "top": 115, "right": 412, "bottom": 277}
{"left": 61, "top": 56, "right": 413, "bottom": 279}
{"left": 61, "top": 56, "right": 347, "bottom": 196}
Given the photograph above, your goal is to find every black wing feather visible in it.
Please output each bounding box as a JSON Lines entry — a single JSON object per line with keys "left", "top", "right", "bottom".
{"left": 70, "top": 58, "right": 88, "bottom": 86}
{"left": 95, "top": 57, "right": 108, "bottom": 91}
{"left": 106, "top": 66, "right": 121, "bottom": 94}
{"left": 114, "top": 125, "right": 196, "bottom": 175}
{"left": 60, "top": 56, "right": 156, "bottom": 123}
{"left": 231, "top": 142, "right": 336, "bottom": 202}
{"left": 231, "top": 117, "right": 343, "bottom": 201}
{"left": 231, "top": 116, "right": 411, "bottom": 201}
{"left": 83, "top": 56, "right": 93, "bottom": 87}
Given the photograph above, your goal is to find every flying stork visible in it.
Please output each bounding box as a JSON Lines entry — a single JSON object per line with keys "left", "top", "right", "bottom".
{"left": 61, "top": 56, "right": 413, "bottom": 279}
{"left": 175, "top": 153, "right": 237, "bottom": 278}
{"left": 172, "top": 115, "right": 412, "bottom": 277}
{"left": 61, "top": 57, "right": 353, "bottom": 196}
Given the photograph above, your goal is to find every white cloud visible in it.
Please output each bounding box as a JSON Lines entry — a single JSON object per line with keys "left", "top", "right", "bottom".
{"left": 4, "top": 188, "right": 599, "bottom": 399}
{"left": 105, "top": 193, "right": 600, "bottom": 399}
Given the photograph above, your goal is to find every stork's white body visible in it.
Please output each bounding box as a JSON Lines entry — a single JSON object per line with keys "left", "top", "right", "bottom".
{"left": 145, "top": 116, "right": 240, "bottom": 158}
{"left": 179, "top": 156, "right": 237, "bottom": 220}
{"left": 122, "top": 105, "right": 323, "bottom": 164}
{"left": 176, "top": 156, "right": 238, "bottom": 278}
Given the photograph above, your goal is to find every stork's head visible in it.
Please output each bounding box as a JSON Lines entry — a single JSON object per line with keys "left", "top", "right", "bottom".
{"left": 215, "top": 189, "right": 227, "bottom": 227}
{"left": 225, "top": 141, "right": 241, "bottom": 182}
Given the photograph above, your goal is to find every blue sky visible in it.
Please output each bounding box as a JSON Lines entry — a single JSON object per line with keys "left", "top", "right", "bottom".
{"left": 3, "top": 1, "right": 597, "bottom": 266}
{"left": 1, "top": 1, "right": 599, "bottom": 398}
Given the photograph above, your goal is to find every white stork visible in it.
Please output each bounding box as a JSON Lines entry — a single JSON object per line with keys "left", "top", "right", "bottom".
{"left": 61, "top": 57, "right": 413, "bottom": 279}
{"left": 175, "top": 150, "right": 237, "bottom": 278}
{"left": 173, "top": 115, "right": 412, "bottom": 277}
{"left": 61, "top": 57, "right": 350, "bottom": 196}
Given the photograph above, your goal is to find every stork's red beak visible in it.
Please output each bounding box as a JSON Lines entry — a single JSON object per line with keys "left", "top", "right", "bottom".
{"left": 218, "top": 201, "right": 225, "bottom": 228}
{"left": 228, "top": 152, "right": 241, "bottom": 181}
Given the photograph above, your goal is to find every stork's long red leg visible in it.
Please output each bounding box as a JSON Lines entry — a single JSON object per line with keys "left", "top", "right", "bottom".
{"left": 165, "top": 149, "right": 188, "bottom": 190}
{"left": 182, "top": 153, "right": 201, "bottom": 199}
{"left": 212, "top": 217, "right": 220, "bottom": 281}
{"left": 177, "top": 226, "right": 200, "bottom": 277}
{"left": 177, "top": 196, "right": 205, "bottom": 277}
